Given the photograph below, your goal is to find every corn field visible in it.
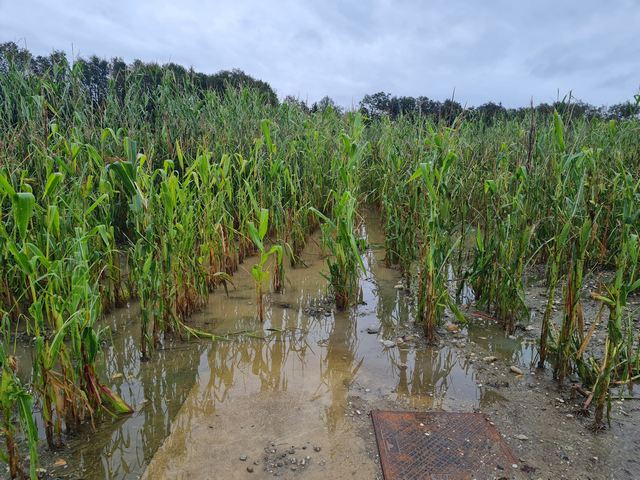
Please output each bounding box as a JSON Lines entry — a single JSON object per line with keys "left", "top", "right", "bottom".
{"left": 0, "top": 54, "right": 639, "bottom": 478}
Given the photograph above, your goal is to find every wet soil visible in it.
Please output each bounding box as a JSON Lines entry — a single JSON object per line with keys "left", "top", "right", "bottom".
{"left": 33, "top": 214, "right": 640, "bottom": 480}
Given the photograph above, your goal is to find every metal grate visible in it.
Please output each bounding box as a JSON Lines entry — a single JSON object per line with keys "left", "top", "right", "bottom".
{"left": 371, "top": 410, "right": 518, "bottom": 480}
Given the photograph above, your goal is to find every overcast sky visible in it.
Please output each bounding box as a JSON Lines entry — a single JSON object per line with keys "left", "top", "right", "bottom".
{"left": 1, "top": 0, "right": 638, "bottom": 107}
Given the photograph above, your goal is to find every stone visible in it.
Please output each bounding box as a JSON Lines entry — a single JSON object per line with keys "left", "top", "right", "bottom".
{"left": 380, "top": 339, "right": 396, "bottom": 348}
{"left": 366, "top": 326, "right": 380, "bottom": 334}
{"left": 247, "top": 466, "right": 254, "bottom": 473}
{"left": 483, "top": 356, "right": 498, "bottom": 363}
{"left": 240, "top": 454, "right": 248, "bottom": 461}
{"left": 515, "top": 434, "right": 529, "bottom": 441}
{"left": 510, "top": 366, "right": 524, "bottom": 375}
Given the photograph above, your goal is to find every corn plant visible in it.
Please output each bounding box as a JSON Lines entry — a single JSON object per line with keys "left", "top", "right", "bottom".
{"left": 0, "top": 317, "right": 39, "bottom": 480}
{"left": 468, "top": 155, "right": 533, "bottom": 333}
{"left": 311, "top": 191, "right": 366, "bottom": 310}
{"left": 409, "top": 129, "right": 464, "bottom": 341}
{"left": 589, "top": 229, "right": 639, "bottom": 427}
{"left": 247, "top": 208, "right": 283, "bottom": 322}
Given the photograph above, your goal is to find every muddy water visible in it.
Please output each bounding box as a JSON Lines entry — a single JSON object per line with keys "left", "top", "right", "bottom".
{"left": 35, "top": 305, "right": 208, "bottom": 479}
{"left": 38, "top": 214, "right": 535, "bottom": 480}
{"left": 136, "top": 218, "right": 532, "bottom": 480}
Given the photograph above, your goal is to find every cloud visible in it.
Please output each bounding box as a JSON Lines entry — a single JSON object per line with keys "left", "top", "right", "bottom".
{"left": 1, "top": 0, "right": 638, "bottom": 107}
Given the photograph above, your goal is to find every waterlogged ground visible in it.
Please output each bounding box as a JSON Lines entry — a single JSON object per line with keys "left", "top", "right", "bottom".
{"left": 35, "top": 215, "right": 640, "bottom": 480}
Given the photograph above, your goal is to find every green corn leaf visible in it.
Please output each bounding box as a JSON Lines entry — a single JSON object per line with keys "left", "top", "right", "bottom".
{"left": 0, "top": 171, "right": 16, "bottom": 197}
{"left": 553, "top": 111, "right": 565, "bottom": 152}
{"left": 247, "top": 221, "right": 263, "bottom": 252}
{"left": 85, "top": 193, "right": 109, "bottom": 217}
{"left": 16, "top": 392, "right": 39, "bottom": 479}
{"left": 46, "top": 315, "right": 75, "bottom": 369}
{"left": 12, "top": 192, "right": 36, "bottom": 240}
{"left": 261, "top": 119, "right": 275, "bottom": 154}
{"left": 558, "top": 221, "right": 572, "bottom": 245}
{"left": 43, "top": 172, "right": 64, "bottom": 199}
{"left": 258, "top": 208, "right": 269, "bottom": 240}
{"left": 175, "top": 140, "right": 184, "bottom": 171}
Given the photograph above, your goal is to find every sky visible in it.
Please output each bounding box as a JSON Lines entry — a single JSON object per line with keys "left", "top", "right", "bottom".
{"left": 1, "top": 0, "right": 638, "bottom": 108}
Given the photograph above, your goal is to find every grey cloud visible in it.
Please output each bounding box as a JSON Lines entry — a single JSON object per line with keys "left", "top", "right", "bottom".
{"left": 0, "top": 0, "right": 638, "bottom": 107}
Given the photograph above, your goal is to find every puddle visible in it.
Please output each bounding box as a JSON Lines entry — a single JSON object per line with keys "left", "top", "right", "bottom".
{"left": 22, "top": 306, "right": 208, "bottom": 479}
{"left": 31, "top": 213, "right": 534, "bottom": 479}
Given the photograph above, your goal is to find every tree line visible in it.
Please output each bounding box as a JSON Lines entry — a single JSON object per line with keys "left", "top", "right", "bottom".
{"left": 2, "top": 41, "right": 638, "bottom": 123}
{"left": 0, "top": 41, "right": 278, "bottom": 109}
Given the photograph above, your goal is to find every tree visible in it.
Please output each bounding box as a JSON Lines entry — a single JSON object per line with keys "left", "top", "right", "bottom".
{"left": 312, "top": 96, "right": 343, "bottom": 114}
{"left": 283, "top": 95, "right": 310, "bottom": 113}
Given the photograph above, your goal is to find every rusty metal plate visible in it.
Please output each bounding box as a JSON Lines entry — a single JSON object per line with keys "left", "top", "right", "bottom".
{"left": 371, "top": 410, "right": 518, "bottom": 480}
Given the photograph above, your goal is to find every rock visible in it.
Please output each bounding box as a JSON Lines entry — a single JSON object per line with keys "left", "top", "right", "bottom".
{"left": 445, "top": 323, "right": 460, "bottom": 333}
{"left": 395, "top": 337, "right": 405, "bottom": 345}
{"left": 483, "top": 356, "right": 498, "bottom": 363}
{"left": 394, "top": 283, "right": 404, "bottom": 289}
{"left": 366, "top": 326, "right": 380, "bottom": 334}
{"left": 515, "top": 434, "right": 529, "bottom": 441}
{"left": 53, "top": 459, "right": 67, "bottom": 468}
{"left": 314, "top": 446, "right": 322, "bottom": 452}
{"left": 380, "top": 339, "right": 396, "bottom": 348}
{"left": 247, "top": 466, "right": 254, "bottom": 473}
{"left": 510, "top": 366, "right": 524, "bottom": 375}
{"left": 525, "top": 325, "right": 534, "bottom": 331}
{"left": 288, "top": 448, "right": 295, "bottom": 454}
{"left": 240, "top": 454, "right": 248, "bottom": 461}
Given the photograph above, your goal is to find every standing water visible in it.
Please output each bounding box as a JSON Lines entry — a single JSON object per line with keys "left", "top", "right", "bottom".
{"left": 41, "top": 215, "right": 533, "bottom": 479}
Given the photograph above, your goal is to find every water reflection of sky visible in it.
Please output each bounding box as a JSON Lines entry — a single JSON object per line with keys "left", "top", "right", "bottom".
{"left": 31, "top": 215, "right": 535, "bottom": 480}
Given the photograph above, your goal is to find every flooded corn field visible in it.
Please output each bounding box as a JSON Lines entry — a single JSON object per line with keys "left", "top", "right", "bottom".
{"left": 24, "top": 216, "right": 636, "bottom": 480}
{"left": 1, "top": 35, "right": 640, "bottom": 480}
